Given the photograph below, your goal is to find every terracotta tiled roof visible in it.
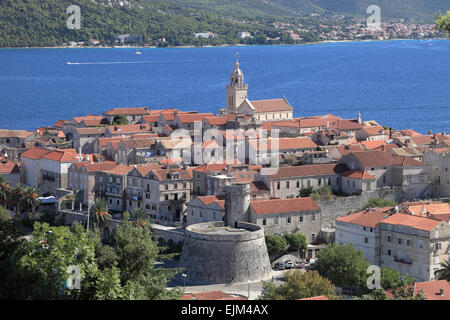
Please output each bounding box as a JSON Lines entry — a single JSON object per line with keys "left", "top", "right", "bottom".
{"left": 249, "top": 98, "right": 293, "bottom": 113}
{"left": 158, "top": 139, "right": 192, "bottom": 150}
{"left": 360, "top": 126, "right": 386, "bottom": 136}
{"left": 251, "top": 197, "right": 320, "bottom": 215}
{"left": 82, "top": 162, "right": 117, "bottom": 173}
{"left": 150, "top": 168, "right": 192, "bottom": 181}
{"left": 336, "top": 207, "right": 394, "bottom": 228}
{"left": 380, "top": 213, "right": 441, "bottom": 231}
{"left": 20, "top": 147, "right": 52, "bottom": 160}
{"left": 341, "top": 170, "right": 376, "bottom": 180}
{"left": 142, "top": 115, "right": 159, "bottom": 123}
{"left": 73, "top": 115, "right": 103, "bottom": 124}
{"left": 0, "top": 129, "right": 34, "bottom": 139}
{"left": 407, "top": 202, "right": 450, "bottom": 216}
{"left": 268, "top": 163, "right": 348, "bottom": 179}
{"left": 330, "top": 119, "right": 363, "bottom": 131}
{"left": 196, "top": 195, "right": 225, "bottom": 209}
{"left": 181, "top": 291, "right": 247, "bottom": 300}
{"left": 41, "top": 149, "right": 81, "bottom": 162}
{"left": 360, "top": 140, "right": 387, "bottom": 150}
{"left": 119, "top": 138, "right": 153, "bottom": 149}
{"left": 397, "top": 129, "right": 422, "bottom": 137}
{"left": 411, "top": 135, "right": 434, "bottom": 145}
{"left": 433, "top": 147, "right": 450, "bottom": 154}
{"left": 98, "top": 137, "right": 126, "bottom": 148}
{"left": 106, "top": 164, "right": 134, "bottom": 176}
{"left": 333, "top": 144, "right": 365, "bottom": 156}
{"left": 0, "top": 161, "right": 20, "bottom": 174}
{"left": 204, "top": 116, "right": 227, "bottom": 126}
{"left": 104, "top": 107, "right": 151, "bottom": 116}
{"left": 193, "top": 163, "right": 228, "bottom": 173}
{"left": 135, "top": 163, "right": 162, "bottom": 177}
{"left": 202, "top": 140, "right": 221, "bottom": 149}
{"left": 177, "top": 113, "right": 215, "bottom": 123}
{"left": 53, "top": 120, "right": 64, "bottom": 128}
{"left": 414, "top": 280, "right": 450, "bottom": 300}
{"left": 347, "top": 151, "right": 426, "bottom": 168}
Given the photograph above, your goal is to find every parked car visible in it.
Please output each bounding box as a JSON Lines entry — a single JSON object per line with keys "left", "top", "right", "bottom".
{"left": 305, "top": 262, "right": 316, "bottom": 271}
{"left": 294, "top": 262, "right": 305, "bottom": 269}
{"left": 274, "top": 262, "right": 286, "bottom": 270}
{"left": 285, "top": 260, "right": 294, "bottom": 269}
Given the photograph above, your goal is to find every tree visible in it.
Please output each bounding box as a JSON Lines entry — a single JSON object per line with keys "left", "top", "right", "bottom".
{"left": 259, "top": 270, "right": 336, "bottom": 300}
{"left": 0, "top": 205, "right": 9, "bottom": 223}
{"left": 0, "top": 175, "right": 10, "bottom": 206}
{"left": 113, "top": 213, "right": 182, "bottom": 299}
{"left": 91, "top": 198, "right": 112, "bottom": 228}
{"left": 19, "top": 222, "right": 99, "bottom": 299}
{"left": 112, "top": 114, "right": 129, "bottom": 125}
{"left": 299, "top": 186, "right": 314, "bottom": 198}
{"left": 315, "top": 243, "right": 369, "bottom": 292}
{"left": 436, "top": 11, "right": 450, "bottom": 37}
{"left": 435, "top": 258, "right": 450, "bottom": 281}
{"left": 284, "top": 233, "right": 307, "bottom": 257}
{"left": 265, "top": 234, "right": 287, "bottom": 257}
{"left": 129, "top": 208, "right": 148, "bottom": 227}
{"left": 362, "top": 198, "right": 397, "bottom": 209}
{"left": 379, "top": 266, "right": 415, "bottom": 290}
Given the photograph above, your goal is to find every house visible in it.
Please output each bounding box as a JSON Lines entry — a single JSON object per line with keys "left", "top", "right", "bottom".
{"left": 0, "top": 159, "right": 20, "bottom": 187}
{"left": 116, "top": 138, "right": 154, "bottom": 165}
{"left": 73, "top": 127, "right": 106, "bottom": 154}
{"left": 103, "top": 164, "right": 134, "bottom": 213}
{"left": 105, "top": 124, "right": 151, "bottom": 137}
{"left": 249, "top": 197, "right": 321, "bottom": 244}
{"left": 237, "top": 98, "right": 293, "bottom": 121}
{"left": 103, "top": 107, "right": 152, "bottom": 124}
{"left": 20, "top": 147, "right": 52, "bottom": 188}
{"left": 379, "top": 213, "right": 450, "bottom": 281}
{"left": 186, "top": 195, "right": 225, "bottom": 226}
{"left": 173, "top": 112, "right": 215, "bottom": 131}
{"left": 355, "top": 126, "right": 389, "bottom": 141}
{"left": 336, "top": 206, "right": 395, "bottom": 265}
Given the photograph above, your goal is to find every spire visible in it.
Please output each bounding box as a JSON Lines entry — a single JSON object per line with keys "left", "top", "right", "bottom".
{"left": 357, "top": 111, "right": 362, "bottom": 124}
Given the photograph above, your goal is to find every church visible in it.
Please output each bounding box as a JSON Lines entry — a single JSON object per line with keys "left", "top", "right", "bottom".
{"left": 222, "top": 56, "right": 294, "bottom": 121}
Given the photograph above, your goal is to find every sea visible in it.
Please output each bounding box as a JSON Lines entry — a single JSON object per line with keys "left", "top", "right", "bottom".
{"left": 0, "top": 39, "right": 449, "bottom": 134}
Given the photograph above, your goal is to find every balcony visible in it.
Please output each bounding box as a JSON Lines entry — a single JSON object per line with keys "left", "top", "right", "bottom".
{"left": 394, "top": 256, "right": 412, "bottom": 264}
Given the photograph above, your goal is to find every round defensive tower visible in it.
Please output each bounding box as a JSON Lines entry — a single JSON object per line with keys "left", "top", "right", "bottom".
{"left": 179, "top": 221, "right": 272, "bottom": 285}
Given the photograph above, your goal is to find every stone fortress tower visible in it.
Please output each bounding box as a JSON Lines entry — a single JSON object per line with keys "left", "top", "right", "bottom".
{"left": 225, "top": 54, "right": 248, "bottom": 114}
{"left": 178, "top": 183, "right": 272, "bottom": 285}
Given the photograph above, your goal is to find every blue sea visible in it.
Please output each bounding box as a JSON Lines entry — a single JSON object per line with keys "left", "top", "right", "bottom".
{"left": 0, "top": 39, "right": 449, "bottom": 133}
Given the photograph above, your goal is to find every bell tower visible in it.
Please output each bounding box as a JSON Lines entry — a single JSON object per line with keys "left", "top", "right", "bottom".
{"left": 226, "top": 53, "right": 248, "bottom": 114}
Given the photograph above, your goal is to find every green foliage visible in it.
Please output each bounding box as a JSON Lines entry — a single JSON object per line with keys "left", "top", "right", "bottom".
{"left": 315, "top": 243, "right": 370, "bottom": 292}
{"left": 284, "top": 233, "right": 307, "bottom": 254}
{"left": 265, "top": 234, "right": 287, "bottom": 257}
{"left": 259, "top": 270, "right": 336, "bottom": 300}
{"left": 436, "top": 11, "right": 450, "bottom": 37}
{"left": 112, "top": 114, "right": 129, "bottom": 125}
{"left": 0, "top": 205, "right": 9, "bottom": 223}
{"left": 362, "top": 198, "right": 397, "bottom": 210}
{"left": 379, "top": 266, "right": 415, "bottom": 291}
{"left": 435, "top": 258, "right": 450, "bottom": 281}
{"left": 299, "top": 186, "right": 314, "bottom": 198}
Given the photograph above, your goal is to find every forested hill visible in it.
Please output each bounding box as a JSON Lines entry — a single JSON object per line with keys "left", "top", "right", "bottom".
{"left": 0, "top": 0, "right": 447, "bottom": 47}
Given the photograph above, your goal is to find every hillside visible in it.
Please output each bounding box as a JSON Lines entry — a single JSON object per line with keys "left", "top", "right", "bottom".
{"left": 0, "top": 0, "right": 447, "bottom": 47}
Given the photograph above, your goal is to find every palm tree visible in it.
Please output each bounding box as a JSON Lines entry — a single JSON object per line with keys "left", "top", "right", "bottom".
{"left": 91, "top": 198, "right": 111, "bottom": 227}
{"left": 12, "top": 183, "right": 26, "bottom": 214}
{"left": 130, "top": 208, "right": 148, "bottom": 227}
{"left": 435, "top": 258, "right": 450, "bottom": 281}
{"left": 22, "top": 186, "right": 40, "bottom": 214}
{"left": 0, "top": 175, "right": 10, "bottom": 205}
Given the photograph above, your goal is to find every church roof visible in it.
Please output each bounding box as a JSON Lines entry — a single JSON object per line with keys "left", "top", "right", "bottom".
{"left": 248, "top": 98, "right": 293, "bottom": 113}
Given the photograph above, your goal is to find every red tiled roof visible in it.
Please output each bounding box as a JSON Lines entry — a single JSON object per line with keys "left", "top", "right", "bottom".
{"left": 108, "top": 124, "right": 151, "bottom": 134}
{"left": 204, "top": 116, "right": 227, "bottom": 126}
{"left": 135, "top": 163, "right": 162, "bottom": 177}
{"left": 41, "top": 149, "right": 81, "bottom": 162}
{"left": 251, "top": 197, "right": 320, "bottom": 215}
{"left": 414, "top": 280, "right": 450, "bottom": 300}
{"left": 330, "top": 119, "right": 363, "bottom": 131}
{"left": 360, "top": 126, "right": 386, "bottom": 136}
{"left": 249, "top": 98, "right": 293, "bottom": 113}
{"left": 53, "top": 119, "right": 64, "bottom": 128}
{"left": 380, "top": 213, "right": 441, "bottom": 231}
{"left": 0, "top": 129, "right": 34, "bottom": 139}
{"left": 82, "top": 162, "right": 117, "bottom": 173}
{"left": 177, "top": 113, "right": 215, "bottom": 123}
{"left": 341, "top": 170, "right": 376, "bottom": 180}
{"left": 249, "top": 137, "right": 317, "bottom": 151}
{"left": 76, "top": 127, "right": 106, "bottom": 135}
{"left": 0, "top": 161, "right": 20, "bottom": 174}
{"left": 196, "top": 195, "right": 225, "bottom": 209}
{"left": 20, "top": 147, "right": 52, "bottom": 160}
{"left": 336, "top": 207, "right": 394, "bottom": 228}
{"left": 347, "top": 151, "right": 426, "bottom": 168}
{"left": 361, "top": 140, "right": 387, "bottom": 150}
{"left": 106, "top": 164, "right": 134, "bottom": 176}
{"left": 73, "top": 115, "right": 103, "bottom": 124}
{"left": 411, "top": 135, "right": 434, "bottom": 145}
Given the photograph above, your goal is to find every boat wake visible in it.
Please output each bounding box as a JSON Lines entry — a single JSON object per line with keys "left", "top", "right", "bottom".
{"left": 66, "top": 61, "right": 157, "bottom": 65}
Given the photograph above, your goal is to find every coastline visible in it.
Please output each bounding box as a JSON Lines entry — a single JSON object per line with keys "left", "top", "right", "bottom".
{"left": 0, "top": 38, "right": 446, "bottom": 50}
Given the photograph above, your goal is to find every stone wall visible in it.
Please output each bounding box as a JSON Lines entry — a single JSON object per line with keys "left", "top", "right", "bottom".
{"left": 178, "top": 221, "right": 272, "bottom": 285}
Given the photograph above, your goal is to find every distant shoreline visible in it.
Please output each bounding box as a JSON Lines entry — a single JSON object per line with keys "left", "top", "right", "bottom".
{"left": 0, "top": 38, "right": 446, "bottom": 50}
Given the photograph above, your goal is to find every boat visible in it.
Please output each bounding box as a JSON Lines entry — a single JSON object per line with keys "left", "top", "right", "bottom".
{"left": 135, "top": 49, "right": 143, "bottom": 55}
{"left": 66, "top": 61, "right": 72, "bottom": 64}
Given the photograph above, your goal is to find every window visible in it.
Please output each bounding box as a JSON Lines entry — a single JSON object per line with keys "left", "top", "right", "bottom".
{"left": 311, "top": 213, "right": 315, "bottom": 222}
{"left": 262, "top": 219, "right": 266, "bottom": 226}
{"left": 406, "top": 239, "right": 411, "bottom": 246}
{"left": 387, "top": 249, "right": 391, "bottom": 256}
{"left": 311, "top": 234, "right": 315, "bottom": 242}
{"left": 296, "top": 181, "right": 300, "bottom": 188}
{"left": 435, "top": 243, "right": 442, "bottom": 250}
{"left": 275, "top": 217, "right": 279, "bottom": 225}
{"left": 365, "top": 237, "right": 368, "bottom": 244}
{"left": 387, "top": 235, "right": 392, "bottom": 242}
{"left": 299, "top": 215, "right": 303, "bottom": 223}
{"left": 277, "top": 182, "right": 280, "bottom": 190}
{"left": 318, "top": 179, "right": 321, "bottom": 186}
{"left": 287, "top": 216, "right": 291, "bottom": 224}
{"left": 165, "top": 195, "right": 168, "bottom": 200}
{"left": 398, "top": 238, "right": 402, "bottom": 245}
{"left": 286, "top": 181, "right": 290, "bottom": 189}
{"left": 418, "top": 240, "right": 423, "bottom": 249}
